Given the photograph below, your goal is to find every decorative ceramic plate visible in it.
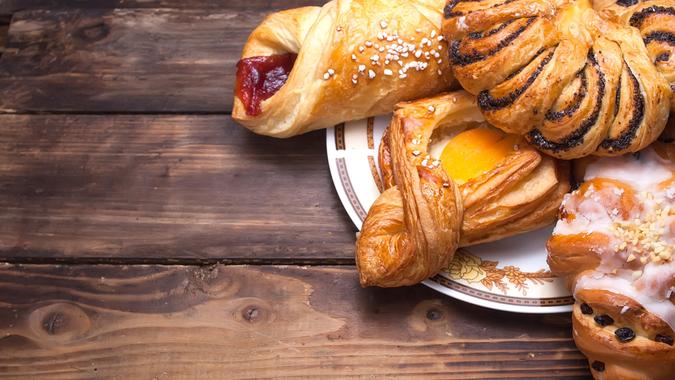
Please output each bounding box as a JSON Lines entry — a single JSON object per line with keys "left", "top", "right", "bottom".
{"left": 326, "top": 116, "right": 574, "bottom": 313}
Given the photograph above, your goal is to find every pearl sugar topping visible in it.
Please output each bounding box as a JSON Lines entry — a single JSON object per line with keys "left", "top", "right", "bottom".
{"left": 346, "top": 21, "right": 447, "bottom": 85}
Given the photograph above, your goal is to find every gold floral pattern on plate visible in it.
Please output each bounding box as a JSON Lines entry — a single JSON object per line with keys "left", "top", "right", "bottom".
{"left": 448, "top": 250, "right": 556, "bottom": 296}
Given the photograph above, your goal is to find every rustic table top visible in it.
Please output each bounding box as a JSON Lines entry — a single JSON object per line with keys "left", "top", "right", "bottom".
{"left": 0, "top": 1, "right": 592, "bottom": 379}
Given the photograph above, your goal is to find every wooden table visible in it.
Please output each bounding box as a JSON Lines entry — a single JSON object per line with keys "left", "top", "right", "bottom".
{"left": 0, "top": 1, "right": 592, "bottom": 378}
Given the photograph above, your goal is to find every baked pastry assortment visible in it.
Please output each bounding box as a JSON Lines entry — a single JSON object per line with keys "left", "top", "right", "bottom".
{"left": 356, "top": 91, "right": 569, "bottom": 287}
{"left": 234, "top": 1, "right": 674, "bottom": 376}
{"left": 547, "top": 144, "right": 674, "bottom": 379}
{"left": 442, "top": 0, "right": 672, "bottom": 159}
{"left": 232, "top": 0, "right": 455, "bottom": 138}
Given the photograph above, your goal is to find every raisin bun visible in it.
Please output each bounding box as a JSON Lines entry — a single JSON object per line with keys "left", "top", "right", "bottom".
{"left": 547, "top": 143, "right": 675, "bottom": 379}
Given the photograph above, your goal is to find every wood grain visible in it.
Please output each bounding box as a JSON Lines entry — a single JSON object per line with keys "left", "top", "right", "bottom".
{"left": 0, "top": 24, "right": 7, "bottom": 54}
{"left": 0, "top": 8, "right": 244, "bottom": 113}
{"left": 0, "top": 6, "right": 327, "bottom": 113}
{"left": 0, "top": 114, "right": 356, "bottom": 262}
{"left": 0, "top": 0, "right": 327, "bottom": 14}
{"left": 0, "top": 264, "right": 591, "bottom": 379}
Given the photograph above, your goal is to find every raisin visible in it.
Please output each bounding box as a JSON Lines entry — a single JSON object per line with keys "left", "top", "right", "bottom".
{"left": 655, "top": 334, "right": 674, "bottom": 346}
{"left": 591, "top": 361, "right": 605, "bottom": 372}
{"left": 594, "top": 314, "right": 614, "bottom": 326}
{"left": 580, "top": 303, "right": 593, "bottom": 315}
{"left": 615, "top": 327, "right": 636, "bottom": 342}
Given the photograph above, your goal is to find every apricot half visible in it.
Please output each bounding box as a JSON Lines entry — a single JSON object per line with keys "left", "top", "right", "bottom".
{"left": 440, "top": 127, "right": 519, "bottom": 184}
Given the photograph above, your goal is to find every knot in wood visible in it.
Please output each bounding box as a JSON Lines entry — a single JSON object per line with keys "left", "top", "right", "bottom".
{"left": 75, "top": 22, "right": 110, "bottom": 43}
{"left": 426, "top": 308, "right": 443, "bottom": 321}
{"left": 42, "top": 312, "right": 66, "bottom": 335}
{"left": 29, "top": 302, "right": 91, "bottom": 342}
{"left": 242, "top": 306, "right": 260, "bottom": 322}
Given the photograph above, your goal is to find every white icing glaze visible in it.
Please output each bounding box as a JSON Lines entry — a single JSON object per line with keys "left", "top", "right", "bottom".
{"left": 575, "top": 266, "right": 674, "bottom": 328}
{"left": 584, "top": 149, "right": 672, "bottom": 189}
{"left": 552, "top": 147, "right": 675, "bottom": 329}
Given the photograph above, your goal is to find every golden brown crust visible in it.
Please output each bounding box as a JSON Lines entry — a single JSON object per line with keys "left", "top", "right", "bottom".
{"left": 442, "top": 0, "right": 672, "bottom": 159}
{"left": 378, "top": 127, "right": 396, "bottom": 190}
{"left": 546, "top": 233, "right": 606, "bottom": 281}
{"left": 458, "top": 150, "right": 567, "bottom": 245}
{"left": 595, "top": 0, "right": 675, "bottom": 96}
{"left": 357, "top": 91, "right": 569, "bottom": 287}
{"left": 232, "top": 0, "right": 456, "bottom": 138}
{"left": 572, "top": 297, "right": 675, "bottom": 380}
{"left": 357, "top": 93, "right": 469, "bottom": 287}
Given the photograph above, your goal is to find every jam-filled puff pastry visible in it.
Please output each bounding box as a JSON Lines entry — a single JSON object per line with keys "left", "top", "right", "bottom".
{"left": 233, "top": 0, "right": 455, "bottom": 137}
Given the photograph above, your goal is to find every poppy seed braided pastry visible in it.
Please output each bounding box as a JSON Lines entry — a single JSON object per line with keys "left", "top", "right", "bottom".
{"left": 547, "top": 143, "right": 675, "bottom": 379}
{"left": 594, "top": 0, "right": 675, "bottom": 109}
{"left": 442, "top": 0, "right": 672, "bottom": 159}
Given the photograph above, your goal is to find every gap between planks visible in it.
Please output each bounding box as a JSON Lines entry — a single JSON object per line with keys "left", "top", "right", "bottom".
{"left": 0, "top": 15, "right": 9, "bottom": 56}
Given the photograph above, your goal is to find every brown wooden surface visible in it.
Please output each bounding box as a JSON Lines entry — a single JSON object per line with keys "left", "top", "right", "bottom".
{"left": 0, "top": 0, "right": 327, "bottom": 14}
{"left": 0, "top": 0, "right": 592, "bottom": 378}
{"left": 1, "top": 8, "right": 254, "bottom": 113}
{"left": 0, "top": 4, "right": 320, "bottom": 114}
{"left": 0, "top": 24, "right": 7, "bottom": 54}
{"left": 0, "top": 264, "right": 589, "bottom": 379}
{"left": 0, "top": 115, "right": 355, "bottom": 262}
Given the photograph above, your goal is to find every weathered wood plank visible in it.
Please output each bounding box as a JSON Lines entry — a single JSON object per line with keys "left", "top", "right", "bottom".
{"left": 0, "top": 8, "right": 272, "bottom": 113}
{"left": 0, "top": 24, "right": 7, "bottom": 54}
{"left": 0, "top": 264, "right": 591, "bottom": 379}
{"left": 0, "top": 114, "right": 356, "bottom": 261}
{"left": 0, "top": 0, "right": 326, "bottom": 14}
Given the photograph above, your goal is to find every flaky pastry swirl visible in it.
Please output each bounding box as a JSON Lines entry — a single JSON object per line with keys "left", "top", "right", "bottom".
{"left": 442, "top": 0, "right": 672, "bottom": 159}
{"left": 356, "top": 91, "right": 569, "bottom": 287}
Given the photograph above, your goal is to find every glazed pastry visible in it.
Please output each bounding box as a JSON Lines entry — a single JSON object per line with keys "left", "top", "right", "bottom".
{"left": 442, "top": 0, "right": 672, "bottom": 159}
{"left": 356, "top": 91, "right": 569, "bottom": 287}
{"left": 547, "top": 143, "right": 675, "bottom": 379}
{"left": 232, "top": 0, "right": 455, "bottom": 138}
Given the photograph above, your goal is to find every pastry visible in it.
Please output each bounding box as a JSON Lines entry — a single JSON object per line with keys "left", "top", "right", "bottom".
{"left": 594, "top": 0, "right": 675, "bottom": 105}
{"left": 441, "top": 0, "right": 672, "bottom": 159}
{"left": 232, "top": 0, "right": 455, "bottom": 138}
{"left": 547, "top": 143, "right": 675, "bottom": 379}
{"left": 356, "top": 91, "right": 570, "bottom": 287}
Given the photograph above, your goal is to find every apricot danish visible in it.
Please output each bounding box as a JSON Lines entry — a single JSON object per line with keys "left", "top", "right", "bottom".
{"left": 442, "top": 0, "right": 672, "bottom": 158}
{"left": 547, "top": 143, "right": 675, "bottom": 379}
{"left": 356, "top": 91, "right": 569, "bottom": 287}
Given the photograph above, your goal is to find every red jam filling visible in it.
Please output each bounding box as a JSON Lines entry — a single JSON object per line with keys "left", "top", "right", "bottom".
{"left": 235, "top": 53, "right": 297, "bottom": 116}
